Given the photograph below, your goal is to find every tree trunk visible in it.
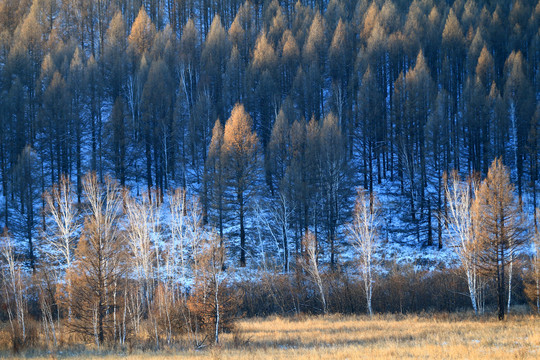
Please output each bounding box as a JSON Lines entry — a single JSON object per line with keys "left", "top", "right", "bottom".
{"left": 239, "top": 191, "right": 246, "bottom": 267}
{"left": 498, "top": 246, "right": 505, "bottom": 321}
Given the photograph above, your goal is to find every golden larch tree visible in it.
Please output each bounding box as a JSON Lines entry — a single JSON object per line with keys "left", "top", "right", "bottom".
{"left": 472, "top": 158, "right": 526, "bottom": 320}
{"left": 222, "top": 103, "right": 259, "bottom": 267}
{"left": 68, "top": 174, "right": 127, "bottom": 345}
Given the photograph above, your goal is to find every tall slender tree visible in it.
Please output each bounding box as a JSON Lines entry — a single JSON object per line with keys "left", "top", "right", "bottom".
{"left": 472, "top": 159, "right": 526, "bottom": 320}
{"left": 222, "top": 103, "right": 259, "bottom": 267}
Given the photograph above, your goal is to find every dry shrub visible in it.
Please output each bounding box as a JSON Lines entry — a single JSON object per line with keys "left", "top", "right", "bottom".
{"left": 187, "top": 282, "right": 242, "bottom": 340}
{"left": 7, "top": 317, "right": 38, "bottom": 353}
{"left": 234, "top": 262, "right": 536, "bottom": 317}
{"left": 239, "top": 271, "right": 303, "bottom": 317}
{"left": 524, "top": 271, "right": 540, "bottom": 313}
{"left": 373, "top": 263, "right": 473, "bottom": 313}
{"left": 324, "top": 270, "right": 364, "bottom": 314}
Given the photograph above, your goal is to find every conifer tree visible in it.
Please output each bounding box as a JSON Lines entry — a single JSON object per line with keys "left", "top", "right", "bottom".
{"left": 472, "top": 159, "right": 526, "bottom": 320}
{"left": 201, "top": 15, "right": 229, "bottom": 122}
{"left": 205, "top": 119, "right": 226, "bottom": 242}
{"left": 128, "top": 7, "right": 156, "bottom": 57}
{"left": 222, "top": 104, "right": 259, "bottom": 267}
{"left": 69, "top": 174, "right": 126, "bottom": 345}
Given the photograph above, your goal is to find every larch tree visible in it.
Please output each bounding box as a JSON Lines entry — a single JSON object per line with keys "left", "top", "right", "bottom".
{"left": 268, "top": 107, "right": 293, "bottom": 271}
{"left": 179, "top": 18, "right": 200, "bottom": 145}
{"left": 222, "top": 103, "right": 259, "bottom": 267}
{"left": 463, "top": 76, "right": 489, "bottom": 174}
{"left": 319, "top": 113, "right": 347, "bottom": 269}
{"left": 128, "top": 7, "right": 156, "bottom": 58}
{"left": 39, "top": 70, "right": 68, "bottom": 185}
{"left": 441, "top": 8, "right": 465, "bottom": 170}
{"left": 503, "top": 51, "right": 534, "bottom": 307}
{"left": 280, "top": 30, "right": 300, "bottom": 92}
{"left": 329, "top": 19, "right": 352, "bottom": 148}
{"left": 504, "top": 50, "right": 534, "bottom": 199}
{"left": 476, "top": 45, "right": 495, "bottom": 93}
{"left": 302, "top": 11, "right": 326, "bottom": 120}
{"left": 69, "top": 174, "right": 127, "bottom": 346}
{"left": 205, "top": 119, "right": 226, "bottom": 244}
{"left": 359, "top": 66, "right": 382, "bottom": 194}
{"left": 250, "top": 31, "right": 277, "bottom": 152}
{"left": 287, "top": 119, "right": 308, "bottom": 255}
{"left": 441, "top": 8, "right": 465, "bottom": 120}
{"left": 68, "top": 47, "right": 86, "bottom": 203}
{"left": 141, "top": 58, "right": 174, "bottom": 197}
{"left": 104, "top": 11, "right": 127, "bottom": 102}
{"left": 11, "top": 145, "right": 41, "bottom": 271}
{"left": 488, "top": 82, "right": 508, "bottom": 160}
{"left": 472, "top": 158, "right": 526, "bottom": 320}
{"left": 106, "top": 97, "right": 128, "bottom": 187}
{"left": 201, "top": 15, "right": 229, "bottom": 122}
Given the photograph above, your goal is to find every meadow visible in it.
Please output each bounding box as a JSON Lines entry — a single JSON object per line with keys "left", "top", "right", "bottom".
{"left": 2, "top": 314, "right": 539, "bottom": 359}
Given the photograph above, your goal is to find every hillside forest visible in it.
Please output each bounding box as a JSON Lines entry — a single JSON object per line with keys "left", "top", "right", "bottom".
{"left": 0, "top": 0, "right": 539, "bottom": 349}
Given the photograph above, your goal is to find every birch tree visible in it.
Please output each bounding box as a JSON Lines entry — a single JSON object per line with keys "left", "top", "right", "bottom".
{"left": 527, "top": 210, "right": 540, "bottom": 313}
{"left": 198, "top": 232, "right": 227, "bottom": 344}
{"left": 124, "top": 190, "right": 161, "bottom": 347}
{"left": 301, "top": 231, "right": 326, "bottom": 314}
{"left": 1, "top": 230, "right": 27, "bottom": 344}
{"left": 444, "top": 171, "right": 482, "bottom": 314}
{"left": 168, "top": 188, "right": 188, "bottom": 292}
{"left": 44, "top": 175, "right": 79, "bottom": 321}
{"left": 348, "top": 187, "right": 380, "bottom": 317}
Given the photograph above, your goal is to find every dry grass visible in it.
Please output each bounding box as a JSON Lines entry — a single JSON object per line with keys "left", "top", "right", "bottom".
{"left": 2, "top": 314, "right": 539, "bottom": 359}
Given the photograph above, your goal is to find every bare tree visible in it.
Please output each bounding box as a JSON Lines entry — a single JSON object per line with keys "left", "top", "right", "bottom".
{"left": 1, "top": 230, "right": 27, "bottom": 343}
{"left": 252, "top": 191, "right": 293, "bottom": 272}
{"left": 301, "top": 231, "right": 326, "bottom": 314}
{"left": 124, "top": 190, "right": 161, "bottom": 347}
{"left": 195, "top": 231, "right": 228, "bottom": 344}
{"left": 529, "top": 210, "right": 540, "bottom": 313}
{"left": 37, "top": 265, "right": 57, "bottom": 348}
{"left": 168, "top": 188, "right": 188, "bottom": 292}
{"left": 444, "top": 171, "right": 482, "bottom": 315}
{"left": 158, "top": 188, "right": 192, "bottom": 345}
{"left": 348, "top": 187, "right": 380, "bottom": 317}
{"left": 44, "top": 175, "right": 79, "bottom": 321}
{"left": 184, "top": 196, "right": 207, "bottom": 347}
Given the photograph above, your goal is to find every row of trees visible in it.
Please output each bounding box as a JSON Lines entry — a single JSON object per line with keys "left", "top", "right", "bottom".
{"left": 2, "top": 174, "right": 236, "bottom": 348}
{"left": 1, "top": 159, "right": 538, "bottom": 354}
{"left": 336, "top": 158, "right": 538, "bottom": 321}
{"left": 1, "top": 0, "right": 539, "bottom": 269}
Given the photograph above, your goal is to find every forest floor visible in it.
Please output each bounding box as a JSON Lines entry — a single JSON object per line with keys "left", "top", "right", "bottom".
{"left": 2, "top": 314, "right": 539, "bottom": 359}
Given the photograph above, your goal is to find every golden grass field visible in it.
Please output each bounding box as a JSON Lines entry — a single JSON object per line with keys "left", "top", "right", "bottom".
{"left": 2, "top": 314, "right": 540, "bottom": 359}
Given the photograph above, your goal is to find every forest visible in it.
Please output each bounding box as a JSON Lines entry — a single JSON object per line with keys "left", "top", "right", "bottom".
{"left": 0, "top": 0, "right": 539, "bottom": 352}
